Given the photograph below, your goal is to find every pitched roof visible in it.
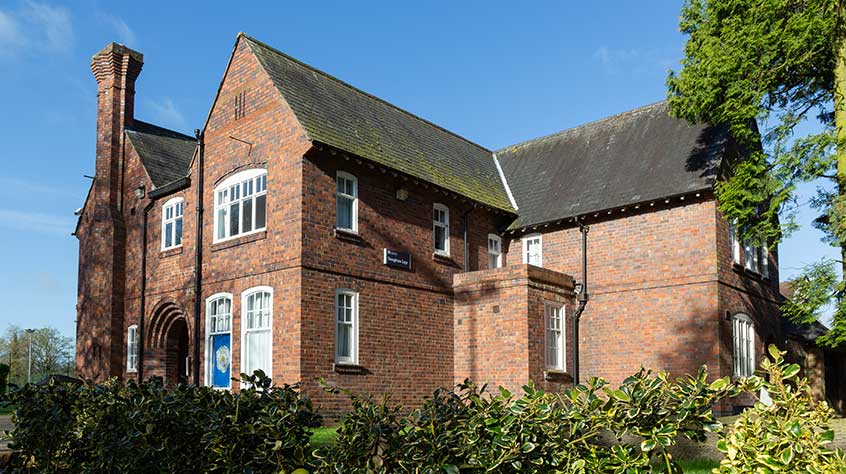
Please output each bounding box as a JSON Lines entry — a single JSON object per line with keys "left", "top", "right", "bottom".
{"left": 241, "top": 34, "right": 515, "bottom": 213}
{"left": 496, "top": 102, "right": 728, "bottom": 229}
{"left": 125, "top": 120, "right": 196, "bottom": 188}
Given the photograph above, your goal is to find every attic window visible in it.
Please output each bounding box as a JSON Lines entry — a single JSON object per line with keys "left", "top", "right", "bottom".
{"left": 234, "top": 91, "right": 247, "bottom": 120}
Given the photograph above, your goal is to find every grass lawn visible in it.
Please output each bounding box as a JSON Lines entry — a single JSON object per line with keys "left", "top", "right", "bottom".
{"left": 309, "top": 426, "right": 338, "bottom": 448}
{"left": 667, "top": 459, "right": 719, "bottom": 473}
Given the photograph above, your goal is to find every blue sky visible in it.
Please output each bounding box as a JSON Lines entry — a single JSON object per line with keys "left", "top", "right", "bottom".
{"left": 0, "top": 0, "right": 835, "bottom": 339}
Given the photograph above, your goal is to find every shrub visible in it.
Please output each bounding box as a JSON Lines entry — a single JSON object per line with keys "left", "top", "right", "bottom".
{"left": 0, "top": 371, "right": 320, "bottom": 474}
{"left": 714, "top": 345, "right": 846, "bottom": 473}
{"left": 316, "top": 367, "right": 734, "bottom": 473}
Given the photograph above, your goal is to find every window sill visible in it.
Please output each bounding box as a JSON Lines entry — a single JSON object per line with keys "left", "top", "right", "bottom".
{"left": 333, "top": 363, "right": 368, "bottom": 375}
{"left": 333, "top": 227, "right": 363, "bottom": 243}
{"left": 211, "top": 230, "right": 267, "bottom": 252}
{"left": 543, "top": 370, "right": 572, "bottom": 383}
{"left": 432, "top": 253, "right": 455, "bottom": 265}
{"left": 160, "top": 246, "right": 183, "bottom": 258}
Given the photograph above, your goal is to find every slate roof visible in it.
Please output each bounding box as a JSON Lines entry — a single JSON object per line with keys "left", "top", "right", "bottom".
{"left": 782, "top": 318, "right": 830, "bottom": 343}
{"left": 125, "top": 120, "right": 196, "bottom": 188}
{"left": 241, "top": 34, "right": 515, "bottom": 213}
{"left": 496, "top": 101, "right": 728, "bottom": 229}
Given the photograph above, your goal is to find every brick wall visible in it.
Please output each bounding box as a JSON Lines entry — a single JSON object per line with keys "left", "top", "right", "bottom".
{"left": 453, "top": 265, "right": 575, "bottom": 395}
{"left": 505, "top": 198, "right": 724, "bottom": 384}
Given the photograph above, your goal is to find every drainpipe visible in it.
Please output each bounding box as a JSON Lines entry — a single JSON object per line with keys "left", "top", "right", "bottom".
{"left": 138, "top": 199, "right": 155, "bottom": 382}
{"left": 462, "top": 204, "right": 477, "bottom": 272}
{"left": 572, "top": 218, "right": 590, "bottom": 385}
{"left": 192, "top": 129, "right": 204, "bottom": 385}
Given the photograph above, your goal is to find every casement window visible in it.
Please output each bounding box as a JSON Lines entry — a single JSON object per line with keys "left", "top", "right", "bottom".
{"left": 744, "top": 239, "right": 758, "bottom": 272}
{"left": 729, "top": 220, "right": 741, "bottom": 265}
{"left": 242, "top": 287, "right": 273, "bottom": 378}
{"left": 206, "top": 293, "right": 232, "bottom": 389}
{"left": 544, "top": 303, "right": 565, "bottom": 371}
{"left": 336, "top": 172, "right": 358, "bottom": 232}
{"left": 335, "top": 289, "right": 358, "bottom": 364}
{"left": 214, "top": 169, "right": 267, "bottom": 242}
{"left": 433, "top": 204, "right": 450, "bottom": 256}
{"left": 732, "top": 313, "right": 755, "bottom": 377}
{"left": 161, "top": 197, "right": 184, "bottom": 250}
{"left": 126, "top": 325, "right": 138, "bottom": 373}
{"left": 487, "top": 234, "right": 503, "bottom": 269}
{"left": 522, "top": 233, "right": 542, "bottom": 267}
{"left": 761, "top": 245, "right": 770, "bottom": 278}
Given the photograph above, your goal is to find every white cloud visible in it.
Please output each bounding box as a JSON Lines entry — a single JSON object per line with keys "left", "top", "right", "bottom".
{"left": 99, "top": 13, "right": 137, "bottom": 47}
{"left": 145, "top": 98, "right": 187, "bottom": 130}
{"left": 0, "top": 1, "right": 73, "bottom": 56}
{"left": 592, "top": 45, "right": 676, "bottom": 76}
{"left": 0, "top": 208, "right": 76, "bottom": 236}
{"left": 22, "top": 1, "right": 73, "bottom": 53}
{"left": 0, "top": 10, "right": 23, "bottom": 56}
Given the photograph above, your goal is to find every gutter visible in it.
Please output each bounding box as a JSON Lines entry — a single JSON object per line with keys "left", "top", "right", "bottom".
{"left": 572, "top": 218, "right": 590, "bottom": 385}
{"left": 192, "top": 129, "right": 205, "bottom": 385}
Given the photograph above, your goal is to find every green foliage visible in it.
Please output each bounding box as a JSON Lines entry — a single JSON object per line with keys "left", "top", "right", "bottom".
{"left": 0, "top": 363, "right": 9, "bottom": 394}
{"left": 0, "top": 371, "right": 320, "bottom": 473}
{"left": 668, "top": 0, "right": 846, "bottom": 347}
{"left": 714, "top": 345, "right": 846, "bottom": 473}
{"left": 315, "top": 369, "right": 734, "bottom": 473}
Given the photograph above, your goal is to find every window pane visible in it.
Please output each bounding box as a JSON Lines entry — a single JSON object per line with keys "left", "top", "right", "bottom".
{"left": 337, "top": 196, "right": 352, "bottom": 229}
{"left": 434, "top": 226, "right": 446, "bottom": 251}
{"left": 175, "top": 217, "right": 183, "bottom": 246}
{"left": 217, "top": 208, "right": 227, "bottom": 239}
{"left": 165, "top": 222, "right": 173, "bottom": 248}
{"left": 255, "top": 195, "right": 266, "bottom": 229}
{"left": 337, "top": 324, "right": 350, "bottom": 358}
{"left": 229, "top": 203, "right": 240, "bottom": 236}
{"left": 242, "top": 198, "right": 253, "bottom": 233}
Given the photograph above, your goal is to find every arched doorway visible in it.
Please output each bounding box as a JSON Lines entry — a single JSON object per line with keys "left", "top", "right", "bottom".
{"left": 147, "top": 300, "right": 191, "bottom": 385}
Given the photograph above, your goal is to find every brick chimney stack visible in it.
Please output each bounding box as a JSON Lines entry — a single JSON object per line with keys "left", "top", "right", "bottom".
{"left": 75, "top": 43, "right": 143, "bottom": 380}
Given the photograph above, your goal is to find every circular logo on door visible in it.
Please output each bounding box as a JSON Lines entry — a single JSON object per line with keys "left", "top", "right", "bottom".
{"left": 215, "top": 345, "right": 230, "bottom": 373}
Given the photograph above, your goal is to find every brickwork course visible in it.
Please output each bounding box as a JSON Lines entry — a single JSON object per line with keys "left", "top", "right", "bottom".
{"left": 74, "top": 33, "right": 843, "bottom": 417}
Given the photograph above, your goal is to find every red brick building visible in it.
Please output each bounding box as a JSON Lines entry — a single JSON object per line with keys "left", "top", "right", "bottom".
{"left": 75, "top": 35, "right": 795, "bottom": 415}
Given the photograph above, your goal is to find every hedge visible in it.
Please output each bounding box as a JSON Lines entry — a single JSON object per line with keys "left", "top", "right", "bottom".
{"left": 1, "top": 347, "right": 843, "bottom": 473}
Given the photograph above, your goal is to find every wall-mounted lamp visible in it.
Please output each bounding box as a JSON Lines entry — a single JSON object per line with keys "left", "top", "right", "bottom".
{"left": 395, "top": 188, "right": 409, "bottom": 201}
{"left": 134, "top": 185, "right": 146, "bottom": 199}
{"left": 574, "top": 282, "right": 584, "bottom": 295}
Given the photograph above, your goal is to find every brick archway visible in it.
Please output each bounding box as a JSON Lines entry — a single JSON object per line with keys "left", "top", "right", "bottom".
{"left": 146, "top": 301, "right": 191, "bottom": 385}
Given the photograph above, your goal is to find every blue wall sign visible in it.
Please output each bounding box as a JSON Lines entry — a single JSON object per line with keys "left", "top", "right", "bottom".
{"left": 383, "top": 249, "right": 412, "bottom": 270}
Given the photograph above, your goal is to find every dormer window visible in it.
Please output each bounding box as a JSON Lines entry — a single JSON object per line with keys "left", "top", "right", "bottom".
{"left": 214, "top": 169, "right": 267, "bottom": 243}
{"left": 161, "top": 197, "right": 184, "bottom": 250}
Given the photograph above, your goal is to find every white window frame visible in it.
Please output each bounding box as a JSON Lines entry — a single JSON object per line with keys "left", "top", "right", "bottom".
{"left": 205, "top": 292, "right": 233, "bottom": 389}
{"left": 241, "top": 286, "right": 273, "bottom": 379}
{"left": 335, "top": 171, "right": 358, "bottom": 233}
{"left": 544, "top": 303, "right": 565, "bottom": 371}
{"left": 433, "top": 203, "right": 450, "bottom": 256}
{"left": 729, "top": 220, "right": 741, "bottom": 265}
{"left": 126, "top": 325, "right": 138, "bottom": 373}
{"left": 522, "top": 233, "right": 542, "bottom": 267}
{"left": 761, "top": 245, "right": 770, "bottom": 278}
{"left": 213, "top": 169, "right": 268, "bottom": 243}
{"left": 732, "top": 313, "right": 755, "bottom": 378}
{"left": 161, "top": 197, "right": 184, "bottom": 250}
{"left": 487, "top": 234, "right": 503, "bottom": 269}
{"left": 334, "top": 289, "right": 359, "bottom": 365}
